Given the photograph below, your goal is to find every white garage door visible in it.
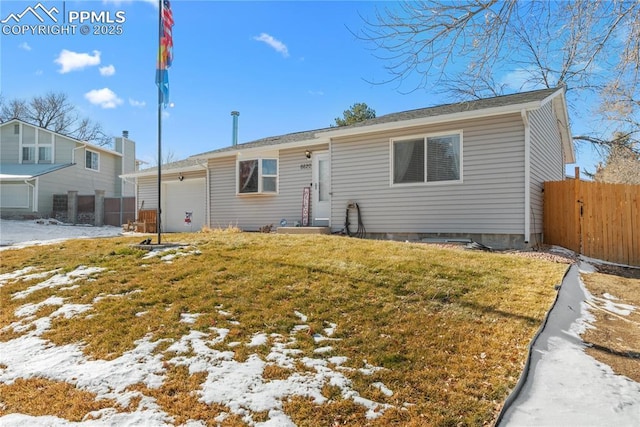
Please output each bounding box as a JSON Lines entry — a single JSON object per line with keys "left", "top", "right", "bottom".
{"left": 162, "top": 178, "right": 206, "bottom": 232}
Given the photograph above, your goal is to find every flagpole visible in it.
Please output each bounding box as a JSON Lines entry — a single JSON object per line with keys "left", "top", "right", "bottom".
{"left": 156, "top": 0, "right": 162, "bottom": 244}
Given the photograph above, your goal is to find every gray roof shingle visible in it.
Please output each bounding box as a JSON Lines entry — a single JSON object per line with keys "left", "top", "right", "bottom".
{"left": 194, "top": 87, "right": 561, "bottom": 158}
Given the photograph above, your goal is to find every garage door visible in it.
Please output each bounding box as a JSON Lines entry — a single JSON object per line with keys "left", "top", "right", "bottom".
{"left": 162, "top": 178, "right": 206, "bottom": 232}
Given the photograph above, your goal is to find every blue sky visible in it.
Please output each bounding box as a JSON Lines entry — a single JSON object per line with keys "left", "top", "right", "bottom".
{"left": 1, "top": 0, "right": 598, "bottom": 174}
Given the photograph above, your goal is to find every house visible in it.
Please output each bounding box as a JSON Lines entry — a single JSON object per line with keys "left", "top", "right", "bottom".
{"left": 0, "top": 119, "right": 136, "bottom": 220}
{"left": 126, "top": 87, "right": 574, "bottom": 249}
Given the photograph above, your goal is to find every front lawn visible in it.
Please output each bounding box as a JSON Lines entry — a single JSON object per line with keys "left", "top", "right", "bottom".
{"left": 0, "top": 232, "right": 567, "bottom": 426}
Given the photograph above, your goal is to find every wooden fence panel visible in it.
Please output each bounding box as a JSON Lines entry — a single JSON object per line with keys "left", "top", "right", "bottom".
{"left": 543, "top": 180, "right": 580, "bottom": 252}
{"left": 544, "top": 178, "right": 640, "bottom": 266}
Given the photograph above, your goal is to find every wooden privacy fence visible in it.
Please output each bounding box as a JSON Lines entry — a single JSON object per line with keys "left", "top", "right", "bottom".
{"left": 544, "top": 176, "right": 639, "bottom": 266}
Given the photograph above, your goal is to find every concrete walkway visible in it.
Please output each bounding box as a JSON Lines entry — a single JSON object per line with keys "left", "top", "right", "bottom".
{"left": 497, "top": 263, "right": 640, "bottom": 426}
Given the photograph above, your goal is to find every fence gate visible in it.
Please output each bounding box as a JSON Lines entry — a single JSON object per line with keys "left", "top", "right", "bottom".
{"left": 544, "top": 175, "right": 640, "bottom": 266}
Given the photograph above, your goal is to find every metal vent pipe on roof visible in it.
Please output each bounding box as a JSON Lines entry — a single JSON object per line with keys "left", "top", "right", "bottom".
{"left": 231, "top": 111, "right": 239, "bottom": 146}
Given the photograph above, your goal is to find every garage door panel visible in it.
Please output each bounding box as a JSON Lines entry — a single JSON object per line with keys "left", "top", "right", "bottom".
{"left": 162, "top": 178, "right": 206, "bottom": 232}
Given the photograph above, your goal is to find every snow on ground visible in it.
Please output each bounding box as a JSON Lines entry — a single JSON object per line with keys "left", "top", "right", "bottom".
{"left": 499, "top": 262, "right": 640, "bottom": 426}
{"left": 0, "top": 219, "right": 124, "bottom": 249}
{"left": 0, "top": 221, "right": 393, "bottom": 427}
{"left": 0, "top": 245, "right": 394, "bottom": 426}
{"left": 2, "top": 220, "right": 640, "bottom": 425}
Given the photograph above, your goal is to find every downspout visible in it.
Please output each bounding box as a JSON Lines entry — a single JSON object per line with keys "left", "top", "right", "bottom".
{"left": 24, "top": 178, "right": 38, "bottom": 213}
{"left": 521, "top": 109, "right": 531, "bottom": 245}
{"left": 197, "top": 161, "right": 211, "bottom": 228}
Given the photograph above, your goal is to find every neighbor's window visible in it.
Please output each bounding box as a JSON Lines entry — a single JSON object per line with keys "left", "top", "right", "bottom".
{"left": 392, "top": 132, "right": 461, "bottom": 184}
{"left": 22, "top": 146, "right": 35, "bottom": 163}
{"left": 238, "top": 158, "right": 278, "bottom": 194}
{"left": 38, "top": 146, "right": 52, "bottom": 163}
{"left": 85, "top": 150, "right": 99, "bottom": 171}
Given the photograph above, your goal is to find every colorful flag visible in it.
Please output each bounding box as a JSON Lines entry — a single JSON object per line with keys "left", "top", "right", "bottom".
{"left": 156, "top": 0, "right": 174, "bottom": 107}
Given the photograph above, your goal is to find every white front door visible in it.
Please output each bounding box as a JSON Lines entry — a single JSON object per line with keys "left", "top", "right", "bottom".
{"left": 312, "top": 151, "right": 331, "bottom": 226}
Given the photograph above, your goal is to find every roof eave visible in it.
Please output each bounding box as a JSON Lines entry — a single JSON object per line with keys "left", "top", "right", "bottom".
{"left": 318, "top": 99, "right": 549, "bottom": 140}
{"left": 121, "top": 163, "right": 207, "bottom": 179}
{"left": 192, "top": 137, "right": 331, "bottom": 160}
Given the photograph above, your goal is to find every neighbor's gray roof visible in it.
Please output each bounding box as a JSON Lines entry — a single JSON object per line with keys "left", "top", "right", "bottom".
{"left": 194, "top": 87, "right": 562, "bottom": 157}
{"left": 0, "top": 163, "right": 73, "bottom": 180}
{"left": 122, "top": 157, "right": 207, "bottom": 176}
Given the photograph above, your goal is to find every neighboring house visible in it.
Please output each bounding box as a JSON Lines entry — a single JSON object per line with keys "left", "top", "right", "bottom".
{"left": 0, "top": 119, "right": 136, "bottom": 219}
{"left": 126, "top": 87, "right": 574, "bottom": 249}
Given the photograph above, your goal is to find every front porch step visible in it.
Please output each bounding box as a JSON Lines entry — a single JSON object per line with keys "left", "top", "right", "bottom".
{"left": 277, "top": 226, "right": 330, "bottom": 235}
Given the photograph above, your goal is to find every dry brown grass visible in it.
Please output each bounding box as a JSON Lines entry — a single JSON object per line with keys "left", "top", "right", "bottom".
{"left": 0, "top": 378, "right": 123, "bottom": 420}
{"left": 581, "top": 264, "right": 640, "bottom": 382}
{"left": 0, "top": 233, "right": 569, "bottom": 425}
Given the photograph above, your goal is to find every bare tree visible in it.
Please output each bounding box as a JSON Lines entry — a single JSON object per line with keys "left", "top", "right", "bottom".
{"left": 591, "top": 133, "right": 640, "bottom": 184}
{"left": 0, "top": 92, "right": 110, "bottom": 146}
{"left": 357, "top": 0, "right": 640, "bottom": 151}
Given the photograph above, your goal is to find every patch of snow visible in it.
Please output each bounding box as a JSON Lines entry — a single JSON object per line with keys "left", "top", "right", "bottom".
{"left": 323, "top": 322, "right": 337, "bottom": 336}
{"left": 314, "top": 346, "right": 333, "bottom": 354}
{"left": 372, "top": 381, "right": 394, "bottom": 397}
{"left": 248, "top": 332, "right": 268, "bottom": 347}
{"left": 11, "top": 266, "right": 105, "bottom": 300}
{"left": 15, "top": 296, "right": 65, "bottom": 317}
{"left": 180, "top": 313, "right": 202, "bottom": 324}
{"left": 294, "top": 310, "right": 307, "bottom": 322}
{"left": 0, "top": 219, "right": 123, "bottom": 250}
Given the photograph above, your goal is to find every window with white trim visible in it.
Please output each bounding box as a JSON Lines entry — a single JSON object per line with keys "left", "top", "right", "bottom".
{"left": 392, "top": 132, "right": 462, "bottom": 185}
{"left": 38, "top": 146, "right": 52, "bottom": 163}
{"left": 238, "top": 158, "right": 278, "bottom": 194}
{"left": 85, "top": 149, "right": 99, "bottom": 171}
{"left": 22, "top": 146, "right": 35, "bottom": 163}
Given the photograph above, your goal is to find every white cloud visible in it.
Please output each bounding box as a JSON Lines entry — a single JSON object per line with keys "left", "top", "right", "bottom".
{"left": 253, "top": 33, "right": 289, "bottom": 58}
{"left": 500, "top": 68, "right": 547, "bottom": 92}
{"left": 84, "top": 88, "right": 123, "bottom": 109}
{"left": 99, "top": 64, "right": 116, "bottom": 76}
{"left": 55, "top": 49, "right": 101, "bottom": 74}
{"left": 308, "top": 90, "right": 324, "bottom": 96}
{"left": 18, "top": 42, "right": 31, "bottom": 51}
{"left": 129, "top": 98, "right": 146, "bottom": 108}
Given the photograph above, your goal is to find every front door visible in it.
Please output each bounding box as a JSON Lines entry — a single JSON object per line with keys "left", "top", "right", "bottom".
{"left": 312, "top": 151, "right": 330, "bottom": 226}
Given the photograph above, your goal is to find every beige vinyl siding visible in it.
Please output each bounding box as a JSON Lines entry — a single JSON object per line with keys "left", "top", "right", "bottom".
{"left": 137, "top": 175, "right": 159, "bottom": 211}
{"left": 330, "top": 114, "right": 526, "bottom": 235}
{"left": 54, "top": 136, "right": 77, "bottom": 163}
{"left": 209, "top": 145, "right": 325, "bottom": 229}
{"left": 36, "top": 156, "right": 121, "bottom": 215}
{"left": 0, "top": 124, "right": 20, "bottom": 162}
{"left": 22, "top": 125, "right": 35, "bottom": 144}
{"left": 529, "top": 102, "right": 565, "bottom": 235}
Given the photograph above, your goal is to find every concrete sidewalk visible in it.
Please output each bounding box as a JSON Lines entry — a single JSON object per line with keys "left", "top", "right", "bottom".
{"left": 497, "top": 263, "right": 640, "bottom": 426}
